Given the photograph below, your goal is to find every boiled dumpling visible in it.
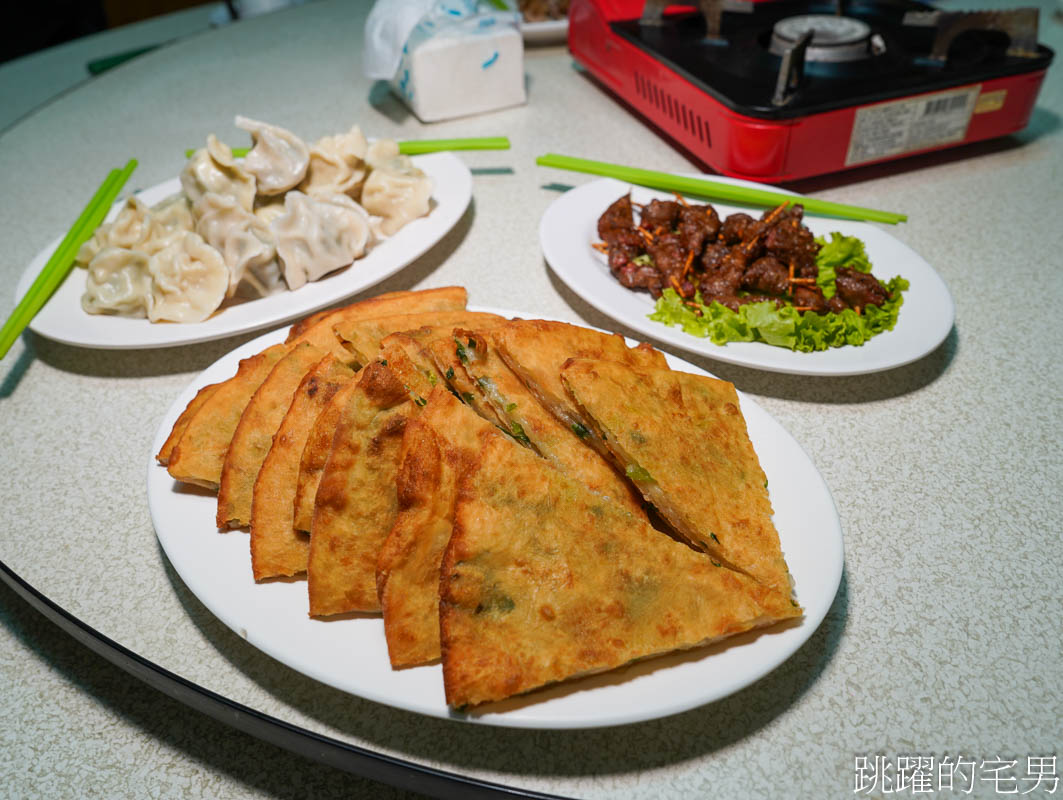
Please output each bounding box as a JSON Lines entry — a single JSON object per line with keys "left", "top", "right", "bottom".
{"left": 365, "top": 138, "right": 400, "bottom": 169}
{"left": 76, "top": 122, "right": 429, "bottom": 326}
{"left": 194, "top": 192, "right": 284, "bottom": 298}
{"left": 76, "top": 196, "right": 155, "bottom": 267}
{"left": 105, "top": 196, "right": 155, "bottom": 248}
{"left": 138, "top": 193, "right": 197, "bottom": 256}
{"left": 76, "top": 195, "right": 192, "bottom": 266}
{"left": 147, "top": 232, "right": 230, "bottom": 323}
{"left": 81, "top": 246, "right": 153, "bottom": 316}
{"left": 181, "top": 135, "right": 256, "bottom": 211}
{"left": 235, "top": 115, "right": 310, "bottom": 196}
{"left": 151, "top": 193, "right": 195, "bottom": 234}
{"left": 76, "top": 226, "right": 110, "bottom": 268}
{"left": 298, "top": 124, "right": 369, "bottom": 198}
{"left": 360, "top": 155, "right": 432, "bottom": 237}
{"left": 253, "top": 196, "right": 287, "bottom": 227}
{"left": 270, "top": 191, "right": 373, "bottom": 290}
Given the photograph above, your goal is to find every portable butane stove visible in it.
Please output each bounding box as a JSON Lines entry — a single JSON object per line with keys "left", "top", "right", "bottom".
{"left": 568, "top": 0, "right": 1054, "bottom": 181}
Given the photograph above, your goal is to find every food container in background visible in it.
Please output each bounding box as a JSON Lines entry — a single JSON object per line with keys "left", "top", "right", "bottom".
{"left": 364, "top": 0, "right": 527, "bottom": 123}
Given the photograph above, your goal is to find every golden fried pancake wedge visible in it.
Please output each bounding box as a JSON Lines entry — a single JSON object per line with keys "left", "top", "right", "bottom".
{"left": 286, "top": 286, "right": 468, "bottom": 351}
{"left": 418, "top": 329, "right": 506, "bottom": 427}
{"left": 378, "top": 332, "right": 444, "bottom": 405}
{"left": 167, "top": 343, "right": 289, "bottom": 490}
{"left": 165, "top": 290, "right": 465, "bottom": 489}
{"left": 439, "top": 434, "right": 800, "bottom": 708}
{"left": 156, "top": 381, "right": 221, "bottom": 466}
{"left": 457, "top": 328, "right": 645, "bottom": 516}
{"left": 334, "top": 310, "right": 505, "bottom": 366}
{"left": 292, "top": 375, "right": 363, "bottom": 533}
{"left": 217, "top": 343, "right": 328, "bottom": 530}
{"left": 306, "top": 362, "right": 414, "bottom": 616}
{"left": 291, "top": 320, "right": 480, "bottom": 537}
{"left": 285, "top": 307, "right": 334, "bottom": 342}
{"left": 560, "top": 359, "right": 793, "bottom": 598}
{"left": 491, "top": 318, "right": 668, "bottom": 460}
{"left": 250, "top": 354, "right": 356, "bottom": 580}
{"left": 378, "top": 387, "right": 498, "bottom": 667}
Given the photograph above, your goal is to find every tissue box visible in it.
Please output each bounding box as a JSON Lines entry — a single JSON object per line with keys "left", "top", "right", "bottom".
{"left": 391, "top": 22, "right": 526, "bottom": 122}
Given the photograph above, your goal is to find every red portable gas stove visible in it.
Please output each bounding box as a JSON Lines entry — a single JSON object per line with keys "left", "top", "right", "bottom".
{"left": 567, "top": 0, "right": 1054, "bottom": 182}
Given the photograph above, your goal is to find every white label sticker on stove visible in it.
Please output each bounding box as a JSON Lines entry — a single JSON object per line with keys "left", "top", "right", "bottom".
{"left": 845, "top": 85, "right": 980, "bottom": 167}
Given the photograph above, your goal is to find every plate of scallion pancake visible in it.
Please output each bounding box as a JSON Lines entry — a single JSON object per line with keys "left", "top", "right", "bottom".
{"left": 148, "top": 289, "right": 843, "bottom": 729}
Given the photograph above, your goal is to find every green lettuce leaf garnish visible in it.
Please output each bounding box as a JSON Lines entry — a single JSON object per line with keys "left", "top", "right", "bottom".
{"left": 648, "top": 233, "right": 908, "bottom": 352}
{"left": 815, "top": 232, "right": 872, "bottom": 299}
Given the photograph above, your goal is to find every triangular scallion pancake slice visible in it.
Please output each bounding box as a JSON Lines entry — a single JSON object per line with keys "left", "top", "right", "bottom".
{"left": 440, "top": 433, "right": 800, "bottom": 709}
{"left": 378, "top": 386, "right": 498, "bottom": 667}
{"left": 334, "top": 310, "right": 505, "bottom": 366}
{"left": 167, "top": 342, "right": 290, "bottom": 490}
{"left": 156, "top": 381, "right": 221, "bottom": 466}
{"left": 560, "top": 358, "right": 794, "bottom": 598}
{"left": 377, "top": 332, "right": 445, "bottom": 407}
{"left": 292, "top": 371, "right": 364, "bottom": 534}
{"left": 286, "top": 286, "right": 468, "bottom": 348}
{"left": 250, "top": 353, "right": 356, "bottom": 580}
{"left": 306, "top": 361, "right": 414, "bottom": 616}
{"left": 457, "top": 328, "right": 646, "bottom": 517}
{"left": 416, "top": 328, "right": 508, "bottom": 428}
{"left": 490, "top": 318, "right": 668, "bottom": 461}
{"left": 164, "top": 288, "right": 468, "bottom": 487}
{"left": 217, "top": 342, "right": 327, "bottom": 530}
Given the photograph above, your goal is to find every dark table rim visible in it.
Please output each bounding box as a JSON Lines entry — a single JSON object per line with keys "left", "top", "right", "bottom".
{"left": 0, "top": 558, "right": 570, "bottom": 800}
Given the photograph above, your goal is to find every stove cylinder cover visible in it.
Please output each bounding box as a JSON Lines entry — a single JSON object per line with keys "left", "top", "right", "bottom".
{"left": 769, "top": 14, "right": 873, "bottom": 63}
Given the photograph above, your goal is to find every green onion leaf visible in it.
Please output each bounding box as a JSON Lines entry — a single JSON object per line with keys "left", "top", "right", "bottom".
{"left": 510, "top": 422, "right": 531, "bottom": 445}
{"left": 625, "top": 464, "right": 656, "bottom": 483}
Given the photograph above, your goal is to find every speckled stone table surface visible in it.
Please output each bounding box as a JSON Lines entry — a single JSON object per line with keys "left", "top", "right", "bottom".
{"left": 1, "top": 1, "right": 1060, "bottom": 798}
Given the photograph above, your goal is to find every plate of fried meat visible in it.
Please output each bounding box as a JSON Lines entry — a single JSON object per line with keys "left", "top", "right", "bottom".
{"left": 541, "top": 177, "right": 954, "bottom": 376}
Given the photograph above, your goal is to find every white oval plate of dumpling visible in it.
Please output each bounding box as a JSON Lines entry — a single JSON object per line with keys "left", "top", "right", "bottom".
{"left": 15, "top": 150, "right": 471, "bottom": 349}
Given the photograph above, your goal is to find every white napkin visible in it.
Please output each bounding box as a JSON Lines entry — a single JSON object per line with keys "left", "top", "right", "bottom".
{"left": 363, "top": 0, "right": 520, "bottom": 81}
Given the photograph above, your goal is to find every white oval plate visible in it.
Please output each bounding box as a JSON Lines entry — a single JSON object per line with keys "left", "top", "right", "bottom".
{"left": 17, "top": 152, "right": 471, "bottom": 350}
{"left": 540, "top": 177, "right": 955, "bottom": 376}
{"left": 147, "top": 308, "right": 843, "bottom": 729}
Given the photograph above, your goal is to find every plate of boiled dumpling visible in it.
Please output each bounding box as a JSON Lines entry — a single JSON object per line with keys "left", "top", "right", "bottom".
{"left": 15, "top": 116, "right": 473, "bottom": 350}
